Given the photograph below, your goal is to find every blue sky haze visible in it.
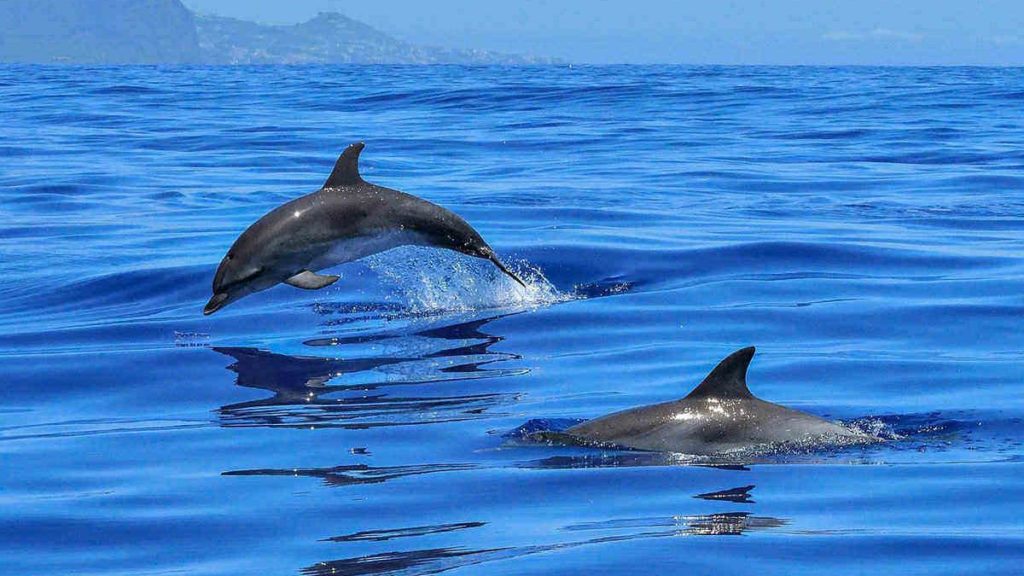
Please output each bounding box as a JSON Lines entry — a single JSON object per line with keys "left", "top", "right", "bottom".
{"left": 183, "top": 0, "right": 1024, "bottom": 64}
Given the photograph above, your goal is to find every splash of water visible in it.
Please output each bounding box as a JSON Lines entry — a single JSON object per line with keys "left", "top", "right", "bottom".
{"left": 845, "top": 416, "right": 906, "bottom": 441}
{"left": 363, "top": 247, "right": 571, "bottom": 315}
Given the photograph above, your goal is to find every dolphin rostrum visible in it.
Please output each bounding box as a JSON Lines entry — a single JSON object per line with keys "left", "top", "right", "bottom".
{"left": 557, "top": 347, "right": 880, "bottom": 455}
{"left": 204, "top": 142, "right": 525, "bottom": 315}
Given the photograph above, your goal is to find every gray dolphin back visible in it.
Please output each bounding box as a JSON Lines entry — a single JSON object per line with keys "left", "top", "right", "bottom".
{"left": 561, "top": 346, "right": 878, "bottom": 455}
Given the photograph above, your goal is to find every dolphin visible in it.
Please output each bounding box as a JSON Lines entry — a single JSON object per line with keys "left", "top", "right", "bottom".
{"left": 556, "top": 347, "right": 880, "bottom": 455}
{"left": 204, "top": 142, "right": 525, "bottom": 315}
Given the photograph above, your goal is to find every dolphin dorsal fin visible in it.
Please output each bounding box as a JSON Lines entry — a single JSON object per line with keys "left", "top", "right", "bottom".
{"left": 323, "top": 142, "right": 365, "bottom": 188}
{"left": 684, "top": 347, "right": 756, "bottom": 400}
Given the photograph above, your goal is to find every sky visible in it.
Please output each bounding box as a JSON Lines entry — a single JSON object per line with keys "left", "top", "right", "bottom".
{"left": 183, "top": 0, "right": 1024, "bottom": 65}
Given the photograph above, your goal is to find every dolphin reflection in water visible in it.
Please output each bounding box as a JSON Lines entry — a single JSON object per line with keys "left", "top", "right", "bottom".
{"left": 301, "top": 495, "right": 786, "bottom": 576}
{"left": 214, "top": 315, "right": 524, "bottom": 430}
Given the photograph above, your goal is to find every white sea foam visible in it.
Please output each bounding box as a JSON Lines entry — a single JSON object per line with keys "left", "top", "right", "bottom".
{"left": 363, "top": 247, "right": 571, "bottom": 315}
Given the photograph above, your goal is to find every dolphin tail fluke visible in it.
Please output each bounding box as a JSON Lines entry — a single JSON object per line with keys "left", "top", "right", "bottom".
{"left": 488, "top": 254, "right": 527, "bottom": 288}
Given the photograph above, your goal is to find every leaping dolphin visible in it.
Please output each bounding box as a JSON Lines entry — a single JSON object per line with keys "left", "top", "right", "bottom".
{"left": 204, "top": 142, "right": 525, "bottom": 315}
{"left": 556, "top": 347, "right": 880, "bottom": 455}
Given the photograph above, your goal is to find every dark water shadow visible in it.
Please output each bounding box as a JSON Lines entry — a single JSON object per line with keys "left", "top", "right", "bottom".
{"left": 222, "top": 462, "right": 476, "bottom": 488}
{"left": 695, "top": 485, "right": 756, "bottom": 504}
{"left": 302, "top": 547, "right": 501, "bottom": 576}
{"left": 303, "top": 510, "right": 786, "bottom": 575}
{"left": 215, "top": 314, "right": 526, "bottom": 430}
{"left": 323, "top": 522, "right": 486, "bottom": 543}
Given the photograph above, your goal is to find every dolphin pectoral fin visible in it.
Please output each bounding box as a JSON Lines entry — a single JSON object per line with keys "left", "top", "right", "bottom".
{"left": 284, "top": 270, "right": 340, "bottom": 290}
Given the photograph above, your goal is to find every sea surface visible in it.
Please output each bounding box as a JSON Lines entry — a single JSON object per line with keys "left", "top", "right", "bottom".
{"left": 1, "top": 65, "right": 1023, "bottom": 575}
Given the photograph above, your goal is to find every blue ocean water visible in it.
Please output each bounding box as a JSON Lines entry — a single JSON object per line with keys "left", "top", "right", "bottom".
{"left": 1, "top": 64, "right": 1023, "bottom": 575}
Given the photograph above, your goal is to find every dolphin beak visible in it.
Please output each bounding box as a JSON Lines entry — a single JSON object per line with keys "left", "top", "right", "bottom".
{"left": 203, "top": 292, "right": 228, "bottom": 316}
{"left": 487, "top": 254, "right": 527, "bottom": 288}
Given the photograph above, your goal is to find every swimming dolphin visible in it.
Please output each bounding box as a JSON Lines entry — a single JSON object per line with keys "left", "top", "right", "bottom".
{"left": 557, "top": 347, "right": 879, "bottom": 455}
{"left": 204, "top": 142, "right": 525, "bottom": 315}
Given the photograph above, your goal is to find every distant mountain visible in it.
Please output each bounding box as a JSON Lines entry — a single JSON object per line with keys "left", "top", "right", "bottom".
{"left": 0, "top": 0, "right": 201, "bottom": 64}
{"left": 0, "top": 0, "right": 553, "bottom": 65}
{"left": 194, "top": 12, "right": 554, "bottom": 65}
